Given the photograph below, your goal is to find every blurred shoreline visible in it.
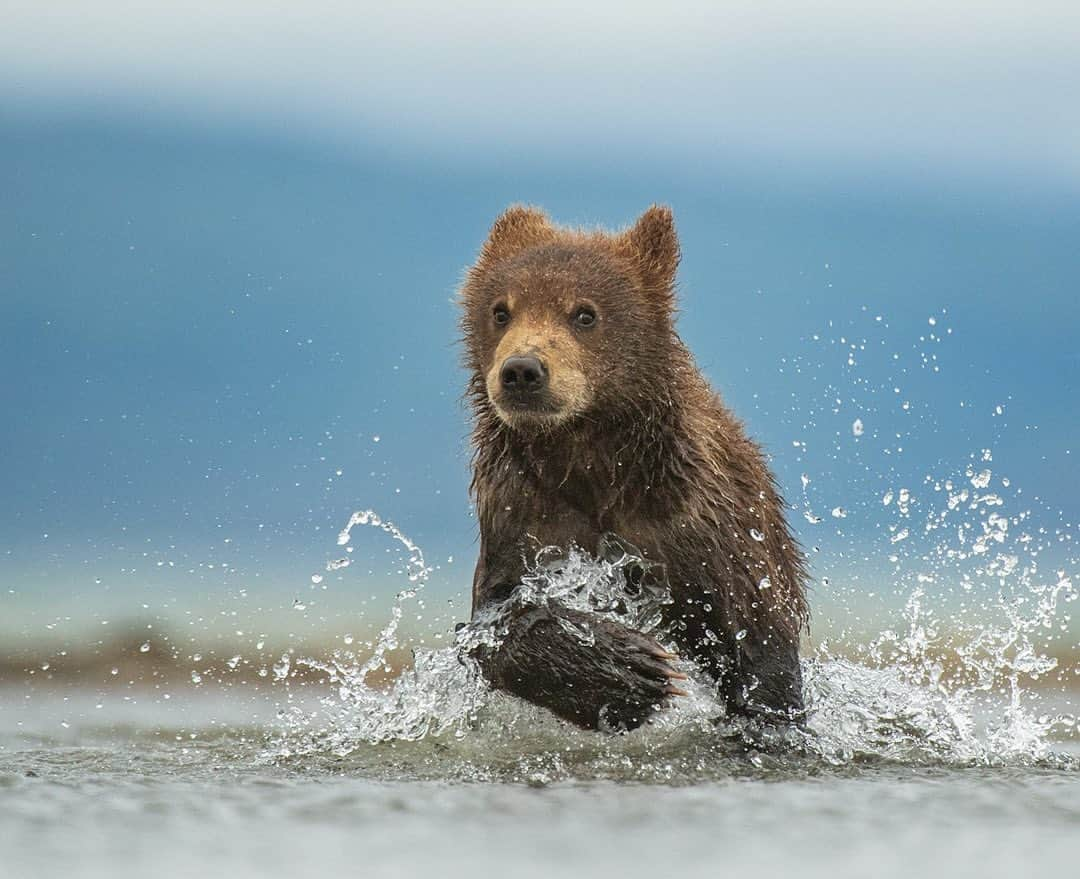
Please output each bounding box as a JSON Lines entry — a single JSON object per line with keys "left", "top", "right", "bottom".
{"left": 0, "top": 627, "right": 414, "bottom": 691}
{"left": 4, "top": 625, "right": 1077, "bottom": 695}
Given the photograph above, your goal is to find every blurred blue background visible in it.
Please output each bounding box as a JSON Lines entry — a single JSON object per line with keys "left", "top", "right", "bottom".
{"left": 2, "top": 2, "right": 1078, "bottom": 650}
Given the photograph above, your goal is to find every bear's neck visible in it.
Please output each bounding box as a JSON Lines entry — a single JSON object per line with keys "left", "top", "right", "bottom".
{"left": 473, "top": 388, "right": 697, "bottom": 522}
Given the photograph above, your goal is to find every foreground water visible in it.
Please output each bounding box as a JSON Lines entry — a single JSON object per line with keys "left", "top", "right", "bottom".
{"left": 1, "top": 683, "right": 1078, "bottom": 879}
{"left": 4, "top": 475, "right": 1079, "bottom": 877}
{"left": 3, "top": 611, "right": 1079, "bottom": 878}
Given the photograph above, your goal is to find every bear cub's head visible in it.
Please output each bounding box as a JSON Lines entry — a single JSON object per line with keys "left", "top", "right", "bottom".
{"left": 461, "top": 205, "right": 681, "bottom": 433}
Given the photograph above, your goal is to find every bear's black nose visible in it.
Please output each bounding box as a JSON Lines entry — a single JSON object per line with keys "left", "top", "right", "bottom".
{"left": 500, "top": 355, "right": 547, "bottom": 393}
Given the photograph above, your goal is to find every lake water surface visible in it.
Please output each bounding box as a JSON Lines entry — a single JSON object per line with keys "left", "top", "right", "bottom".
{"left": 5, "top": 509, "right": 1080, "bottom": 879}
{"left": 2, "top": 680, "right": 1078, "bottom": 879}
{"left": 5, "top": 512, "right": 1080, "bottom": 878}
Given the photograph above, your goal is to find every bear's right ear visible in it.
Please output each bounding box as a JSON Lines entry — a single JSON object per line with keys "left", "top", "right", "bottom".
{"left": 620, "top": 205, "right": 680, "bottom": 298}
{"left": 477, "top": 205, "right": 554, "bottom": 266}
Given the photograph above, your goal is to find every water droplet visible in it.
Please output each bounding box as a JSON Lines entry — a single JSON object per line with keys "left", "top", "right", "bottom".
{"left": 735, "top": 629, "right": 748, "bottom": 641}
{"left": 139, "top": 642, "right": 151, "bottom": 653}
{"left": 831, "top": 507, "right": 847, "bottom": 519}
{"left": 190, "top": 670, "right": 202, "bottom": 684}
{"left": 749, "top": 528, "right": 765, "bottom": 542}
{"left": 311, "top": 573, "right": 323, "bottom": 585}
{"left": 758, "top": 576, "right": 772, "bottom": 590}
{"left": 273, "top": 655, "right": 291, "bottom": 681}
{"left": 852, "top": 418, "right": 864, "bottom": 437}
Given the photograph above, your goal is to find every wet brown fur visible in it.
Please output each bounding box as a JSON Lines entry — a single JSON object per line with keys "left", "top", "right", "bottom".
{"left": 460, "top": 205, "right": 809, "bottom": 727}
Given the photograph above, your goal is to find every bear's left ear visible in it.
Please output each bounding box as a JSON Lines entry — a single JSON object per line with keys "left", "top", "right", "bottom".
{"left": 620, "top": 205, "right": 680, "bottom": 297}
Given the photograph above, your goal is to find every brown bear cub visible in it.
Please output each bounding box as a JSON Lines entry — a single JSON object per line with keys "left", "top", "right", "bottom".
{"left": 460, "top": 205, "right": 808, "bottom": 731}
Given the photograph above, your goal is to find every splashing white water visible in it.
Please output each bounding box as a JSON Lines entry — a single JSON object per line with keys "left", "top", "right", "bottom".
{"left": 272, "top": 510, "right": 471, "bottom": 754}
{"left": 269, "top": 496, "right": 1077, "bottom": 771}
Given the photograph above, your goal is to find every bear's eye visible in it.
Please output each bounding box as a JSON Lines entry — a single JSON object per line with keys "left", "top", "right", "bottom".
{"left": 493, "top": 305, "right": 511, "bottom": 326}
{"left": 573, "top": 306, "right": 597, "bottom": 328}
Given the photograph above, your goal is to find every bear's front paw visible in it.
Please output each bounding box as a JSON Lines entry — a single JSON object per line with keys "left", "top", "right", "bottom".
{"left": 588, "top": 620, "right": 687, "bottom": 731}
{"left": 478, "top": 603, "right": 686, "bottom": 732}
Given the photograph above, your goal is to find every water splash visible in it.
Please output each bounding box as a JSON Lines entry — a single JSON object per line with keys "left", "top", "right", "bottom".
{"left": 517, "top": 535, "right": 673, "bottom": 635}
{"left": 270, "top": 526, "right": 691, "bottom": 758}
{"left": 269, "top": 502, "right": 1076, "bottom": 774}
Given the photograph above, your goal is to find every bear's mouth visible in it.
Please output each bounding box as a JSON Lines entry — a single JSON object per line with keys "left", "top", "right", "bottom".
{"left": 492, "top": 391, "right": 566, "bottom": 422}
{"left": 483, "top": 353, "right": 590, "bottom": 429}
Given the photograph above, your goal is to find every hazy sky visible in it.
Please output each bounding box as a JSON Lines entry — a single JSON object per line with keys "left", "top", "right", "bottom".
{"left": 4, "top": 2, "right": 1080, "bottom": 187}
